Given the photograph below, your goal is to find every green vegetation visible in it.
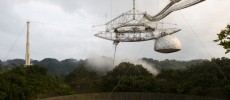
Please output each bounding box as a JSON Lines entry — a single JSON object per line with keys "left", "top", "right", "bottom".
{"left": 0, "top": 64, "right": 2, "bottom": 73}
{"left": 0, "top": 57, "right": 229, "bottom": 99}
{"left": 214, "top": 24, "right": 230, "bottom": 53}
{"left": 63, "top": 58, "right": 230, "bottom": 99}
{"left": 64, "top": 64, "right": 102, "bottom": 93}
{"left": 141, "top": 58, "right": 203, "bottom": 69}
{"left": 1, "top": 58, "right": 203, "bottom": 75}
{"left": 155, "top": 57, "right": 230, "bottom": 97}
{"left": 1, "top": 58, "right": 84, "bottom": 75}
{"left": 0, "top": 65, "right": 71, "bottom": 100}
{"left": 103, "top": 62, "right": 156, "bottom": 92}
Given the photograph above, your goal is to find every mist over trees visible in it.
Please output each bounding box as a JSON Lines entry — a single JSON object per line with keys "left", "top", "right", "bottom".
{"left": 141, "top": 58, "right": 204, "bottom": 69}
{"left": 64, "top": 58, "right": 230, "bottom": 99}
{"left": 0, "top": 57, "right": 204, "bottom": 75}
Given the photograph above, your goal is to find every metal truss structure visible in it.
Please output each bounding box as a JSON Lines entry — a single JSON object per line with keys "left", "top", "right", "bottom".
{"left": 95, "top": 27, "right": 181, "bottom": 42}
{"left": 94, "top": 0, "right": 205, "bottom": 53}
{"left": 95, "top": 0, "right": 181, "bottom": 43}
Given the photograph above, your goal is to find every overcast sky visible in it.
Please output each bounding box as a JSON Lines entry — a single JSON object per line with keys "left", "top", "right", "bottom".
{"left": 0, "top": 0, "right": 229, "bottom": 61}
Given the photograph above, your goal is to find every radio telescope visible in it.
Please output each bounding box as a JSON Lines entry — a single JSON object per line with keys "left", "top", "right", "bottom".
{"left": 95, "top": 0, "right": 205, "bottom": 53}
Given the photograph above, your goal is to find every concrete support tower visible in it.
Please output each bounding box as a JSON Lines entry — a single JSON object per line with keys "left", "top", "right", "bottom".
{"left": 25, "top": 21, "right": 31, "bottom": 66}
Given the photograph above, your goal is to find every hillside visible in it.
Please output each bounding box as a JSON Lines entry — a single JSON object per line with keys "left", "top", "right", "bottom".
{"left": 1, "top": 57, "right": 204, "bottom": 75}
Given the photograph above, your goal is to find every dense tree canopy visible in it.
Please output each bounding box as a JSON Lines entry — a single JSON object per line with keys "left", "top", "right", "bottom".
{"left": 1, "top": 57, "right": 204, "bottom": 75}
{"left": 6, "top": 59, "right": 25, "bottom": 65}
{"left": 0, "top": 57, "right": 230, "bottom": 99}
{"left": 0, "top": 64, "right": 2, "bottom": 73}
{"left": 0, "top": 65, "right": 70, "bottom": 100}
{"left": 103, "top": 62, "right": 156, "bottom": 92}
{"left": 214, "top": 24, "right": 230, "bottom": 53}
{"left": 39, "top": 58, "right": 61, "bottom": 75}
{"left": 155, "top": 57, "right": 230, "bottom": 98}
{"left": 60, "top": 59, "right": 83, "bottom": 75}
{"left": 65, "top": 64, "right": 102, "bottom": 93}
{"left": 141, "top": 58, "right": 203, "bottom": 69}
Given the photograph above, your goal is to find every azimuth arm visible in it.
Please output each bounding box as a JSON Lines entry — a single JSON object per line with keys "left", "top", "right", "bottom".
{"left": 144, "top": 0, "right": 205, "bottom": 22}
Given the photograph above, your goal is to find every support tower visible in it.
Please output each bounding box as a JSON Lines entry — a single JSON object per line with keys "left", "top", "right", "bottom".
{"left": 25, "top": 21, "right": 30, "bottom": 66}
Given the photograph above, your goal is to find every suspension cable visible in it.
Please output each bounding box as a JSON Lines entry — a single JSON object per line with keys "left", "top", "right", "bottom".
{"left": 106, "top": 41, "right": 148, "bottom": 99}
{"left": 180, "top": 12, "right": 230, "bottom": 84}
{"left": 4, "top": 24, "right": 26, "bottom": 60}
{"left": 113, "top": 42, "right": 118, "bottom": 67}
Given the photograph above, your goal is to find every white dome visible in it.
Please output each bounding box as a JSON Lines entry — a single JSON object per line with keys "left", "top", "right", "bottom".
{"left": 154, "top": 35, "right": 181, "bottom": 53}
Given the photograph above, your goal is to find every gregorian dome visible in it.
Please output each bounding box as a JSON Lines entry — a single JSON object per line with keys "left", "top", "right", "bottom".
{"left": 154, "top": 35, "right": 181, "bottom": 53}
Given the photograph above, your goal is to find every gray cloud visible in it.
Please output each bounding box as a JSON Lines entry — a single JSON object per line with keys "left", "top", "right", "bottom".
{"left": 0, "top": 0, "right": 229, "bottom": 61}
{"left": 0, "top": 0, "right": 25, "bottom": 34}
{"left": 45, "top": 0, "right": 82, "bottom": 13}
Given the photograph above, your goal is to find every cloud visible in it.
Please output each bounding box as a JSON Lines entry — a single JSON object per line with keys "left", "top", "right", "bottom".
{"left": 46, "top": 0, "right": 82, "bottom": 13}
{"left": 124, "top": 59, "right": 159, "bottom": 76}
{"left": 0, "top": 0, "right": 229, "bottom": 61}
{"left": 86, "top": 56, "right": 159, "bottom": 76}
{"left": 0, "top": 1, "right": 25, "bottom": 34}
{"left": 85, "top": 56, "right": 114, "bottom": 75}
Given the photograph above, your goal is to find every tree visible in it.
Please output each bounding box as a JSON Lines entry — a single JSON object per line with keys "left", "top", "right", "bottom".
{"left": 6, "top": 59, "right": 25, "bottom": 65}
{"left": 39, "top": 58, "right": 61, "bottom": 75}
{"left": 0, "top": 65, "right": 71, "bottom": 100}
{"left": 103, "top": 62, "right": 156, "bottom": 92}
{"left": 34, "top": 58, "right": 84, "bottom": 75}
{"left": 0, "top": 64, "right": 2, "bottom": 73}
{"left": 155, "top": 58, "right": 230, "bottom": 97}
{"left": 214, "top": 24, "right": 230, "bottom": 54}
{"left": 141, "top": 58, "right": 203, "bottom": 70}
{"left": 64, "top": 64, "right": 102, "bottom": 93}
{"left": 60, "top": 59, "right": 82, "bottom": 74}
